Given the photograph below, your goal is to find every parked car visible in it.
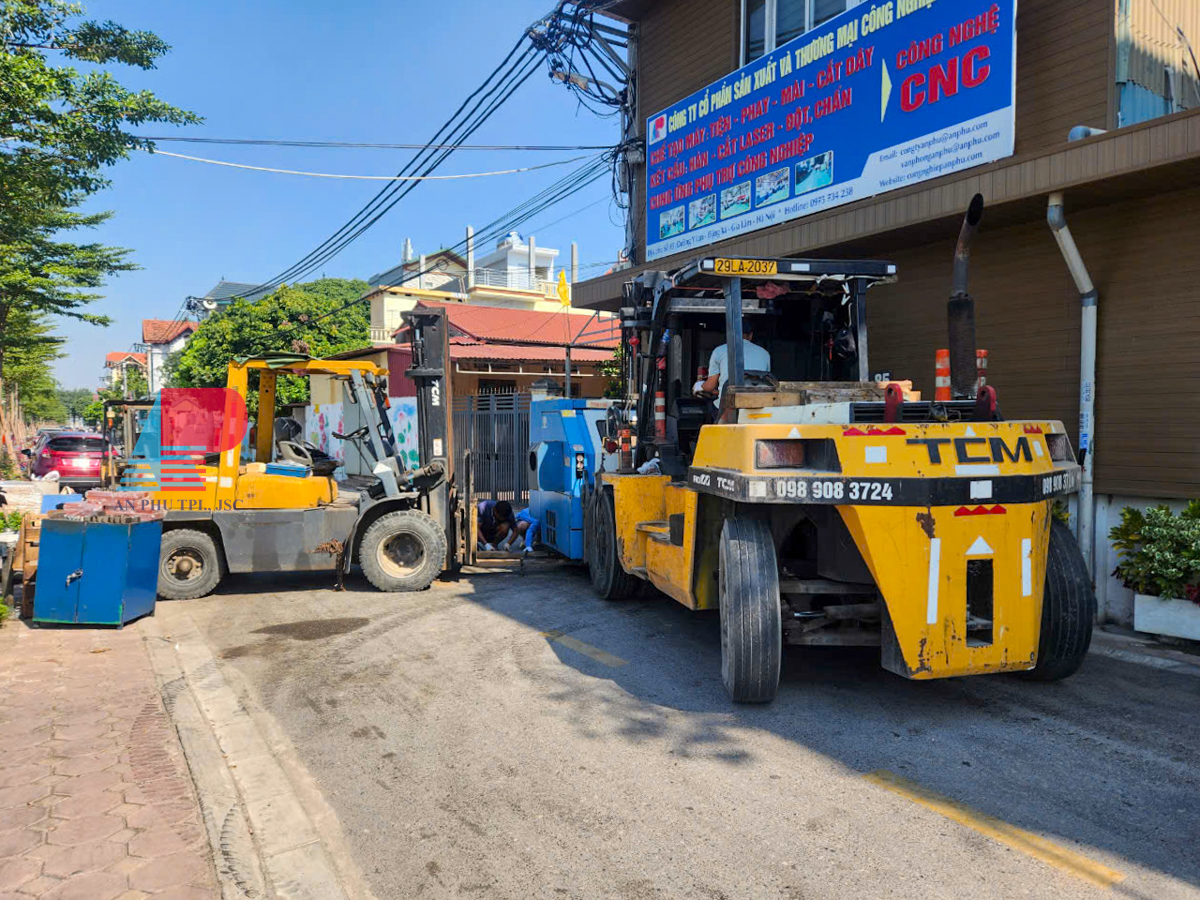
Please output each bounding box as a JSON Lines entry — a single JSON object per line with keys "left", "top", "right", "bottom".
{"left": 24, "top": 432, "right": 114, "bottom": 489}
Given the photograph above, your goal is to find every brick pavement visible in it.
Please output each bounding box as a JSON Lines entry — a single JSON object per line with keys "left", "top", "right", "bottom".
{"left": 0, "top": 617, "right": 220, "bottom": 900}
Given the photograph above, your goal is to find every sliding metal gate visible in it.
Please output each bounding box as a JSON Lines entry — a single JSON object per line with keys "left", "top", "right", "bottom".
{"left": 452, "top": 393, "right": 531, "bottom": 506}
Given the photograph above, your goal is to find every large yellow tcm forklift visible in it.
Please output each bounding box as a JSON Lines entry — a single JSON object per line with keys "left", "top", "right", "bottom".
{"left": 110, "top": 309, "right": 464, "bottom": 600}
{"left": 586, "top": 196, "right": 1094, "bottom": 702}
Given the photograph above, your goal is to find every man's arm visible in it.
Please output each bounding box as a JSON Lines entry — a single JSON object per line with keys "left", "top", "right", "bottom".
{"left": 700, "top": 347, "right": 723, "bottom": 395}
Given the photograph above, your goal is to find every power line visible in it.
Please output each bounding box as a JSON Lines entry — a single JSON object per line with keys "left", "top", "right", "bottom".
{"left": 138, "top": 136, "right": 617, "bottom": 152}
{"left": 149, "top": 149, "right": 591, "bottom": 180}
{"left": 252, "top": 152, "right": 612, "bottom": 352}
{"left": 245, "top": 36, "right": 542, "bottom": 295}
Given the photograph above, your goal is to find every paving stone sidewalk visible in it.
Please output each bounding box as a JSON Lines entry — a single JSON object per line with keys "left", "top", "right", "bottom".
{"left": 0, "top": 617, "right": 220, "bottom": 900}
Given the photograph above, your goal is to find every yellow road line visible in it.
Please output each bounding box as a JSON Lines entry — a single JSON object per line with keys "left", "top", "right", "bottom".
{"left": 863, "top": 770, "right": 1124, "bottom": 889}
{"left": 541, "top": 630, "right": 628, "bottom": 668}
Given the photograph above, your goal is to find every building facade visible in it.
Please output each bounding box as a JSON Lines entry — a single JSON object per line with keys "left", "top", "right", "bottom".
{"left": 364, "top": 232, "right": 591, "bottom": 344}
{"left": 578, "top": 0, "right": 1200, "bottom": 628}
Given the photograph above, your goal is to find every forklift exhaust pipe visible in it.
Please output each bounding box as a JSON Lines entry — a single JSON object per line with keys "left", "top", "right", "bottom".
{"left": 948, "top": 194, "right": 985, "bottom": 400}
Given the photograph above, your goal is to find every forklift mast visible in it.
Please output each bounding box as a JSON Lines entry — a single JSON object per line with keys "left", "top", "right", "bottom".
{"left": 402, "top": 307, "right": 456, "bottom": 532}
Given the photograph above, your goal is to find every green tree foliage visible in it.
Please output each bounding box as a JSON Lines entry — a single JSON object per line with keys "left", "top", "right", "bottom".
{"left": 1, "top": 308, "right": 66, "bottom": 422}
{"left": 1, "top": 0, "right": 200, "bottom": 376}
{"left": 57, "top": 386, "right": 94, "bottom": 424}
{"left": 169, "top": 280, "right": 372, "bottom": 413}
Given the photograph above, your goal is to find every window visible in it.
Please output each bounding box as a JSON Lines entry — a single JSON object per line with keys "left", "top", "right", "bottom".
{"left": 741, "top": 0, "right": 863, "bottom": 64}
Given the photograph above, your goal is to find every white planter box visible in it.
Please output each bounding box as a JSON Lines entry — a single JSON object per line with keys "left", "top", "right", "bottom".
{"left": 1134, "top": 593, "right": 1200, "bottom": 641}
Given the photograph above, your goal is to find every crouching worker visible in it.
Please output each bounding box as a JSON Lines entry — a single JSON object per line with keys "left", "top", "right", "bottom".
{"left": 501, "top": 507, "right": 541, "bottom": 556}
{"left": 477, "top": 499, "right": 516, "bottom": 551}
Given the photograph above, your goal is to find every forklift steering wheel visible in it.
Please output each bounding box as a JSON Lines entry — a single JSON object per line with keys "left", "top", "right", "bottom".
{"left": 278, "top": 440, "right": 314, "bottom": 467}
{"left": 333, "top": 427, "right": 369, "bottom": 442}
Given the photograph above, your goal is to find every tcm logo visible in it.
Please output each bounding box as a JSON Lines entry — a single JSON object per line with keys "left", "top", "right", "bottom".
{"left": 649, "top": 114, "right": 668, "bottom": 146}
{"left": 907, "top": 437, "right": 1033, "bottom": 466}
{"left": 122, "top": 389, "right": 247, "bottom": 492}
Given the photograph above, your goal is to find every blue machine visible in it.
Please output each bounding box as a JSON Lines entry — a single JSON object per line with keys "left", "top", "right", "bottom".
{"left": 527, "top": 398, "right": 612, "bottom": 560}
{"left": 34, "top": 520, "right": 162, "bottom": 627}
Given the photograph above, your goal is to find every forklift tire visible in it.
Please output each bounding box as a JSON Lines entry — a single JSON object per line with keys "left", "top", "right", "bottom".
{"left": 1022, "top": 519, "right": 1096, "bottom": 682}
{"left": 158, "top": 529, "right": 223, "bottom": 601}
{"left": 589, "top": 490, "right": 640, "bottom": 601}
{"left": 360, "top": 509, "right": 446, "bottom": 593}
{"left": 719, "top": 518, "right": 782, "bottom": 703}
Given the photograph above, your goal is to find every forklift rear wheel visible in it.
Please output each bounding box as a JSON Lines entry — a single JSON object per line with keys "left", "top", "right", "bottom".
{"left": 158, "top": 529, "right": 222, "bottom": 601}
{"left": 588, "top": 490, "right": 640, "bottom": 600}
{"left": 719, "top": 518, "right": 783, "bottom": 703}
{"left": 360, "top": 510, "right": 446, "bottom": 592}
{"left": 1022, "top": 519, "right": 1096, "bottom": 681}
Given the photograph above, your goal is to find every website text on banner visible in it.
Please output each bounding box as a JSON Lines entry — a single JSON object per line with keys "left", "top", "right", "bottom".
{"left": 645, "top": 1, "right": 1016, "bottom": 261}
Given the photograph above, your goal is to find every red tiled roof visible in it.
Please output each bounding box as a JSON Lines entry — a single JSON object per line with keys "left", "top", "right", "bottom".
{"left": 449, "top": 344, "right": 613, "bottom": 363}
{"left": 404, "top": 301, "right": 619, "bottom": 348}
{"left": 141, "top": 319, "right": 199, "bottom": 344}
{"left": 104, "top": 352, "right": 147, "bottom": 367}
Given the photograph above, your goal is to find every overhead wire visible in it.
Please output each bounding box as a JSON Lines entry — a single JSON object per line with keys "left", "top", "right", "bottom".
{"left": 251, "top": 151, "right": 614, "bottom": 352}
{"left": 148, "top": 149, "right": 591, "bottom": 180}
{"left": 258, "top": 48, "right": 548, "bottom": 291}
{"left": 137, "top": 136, "right": 617, "bottom": 151}
{"left": 243, "top": 35, "right": 542, "bottom": 296}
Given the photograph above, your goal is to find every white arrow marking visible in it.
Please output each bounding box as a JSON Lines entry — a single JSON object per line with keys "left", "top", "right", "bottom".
{"left": 789, "top": 427, "right": 802, "bottom": 439}
{"left": 966, "top": 536, "right": 994, "bottom": 557}
{"left": 881, "top": 61, "right": 892, "bottom": 122}
{"left": 964, "top": 426, "right": 977, "bottom": 437}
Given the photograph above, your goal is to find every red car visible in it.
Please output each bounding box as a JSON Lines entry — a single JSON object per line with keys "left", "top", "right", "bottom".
{"left": 25, "top": 431, "right": 114, "bottom": 489}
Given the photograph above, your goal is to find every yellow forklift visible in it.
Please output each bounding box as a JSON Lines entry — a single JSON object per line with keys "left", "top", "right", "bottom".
{"left": 107, "top": 308, "right": 465, "bottom": 600}
{"left": 586, "top": 196, "right": 1093, "bottom": 702}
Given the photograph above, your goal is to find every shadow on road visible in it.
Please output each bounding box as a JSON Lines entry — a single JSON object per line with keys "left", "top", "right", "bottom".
{"left": 454, "top": 564, "right": 1200, "bottom": 894}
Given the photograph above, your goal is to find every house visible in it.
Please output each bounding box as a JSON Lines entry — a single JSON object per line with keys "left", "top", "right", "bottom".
{"left": 579, "top": 0, "right": 1200, "bottom": 629}
{"left": 141, "top": 319, "right": 199, "bottom": 394}
{"left": 364, "top": 232, "right": 589, "bottom": 344}
{"left": 102, "top": 352, "right": 147, "bottom": 389}
{"left": 302, "top": 301, "right": 619, "bottom": 474}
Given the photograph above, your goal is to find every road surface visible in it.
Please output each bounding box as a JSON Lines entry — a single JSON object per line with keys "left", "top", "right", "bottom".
{"left": 164, "top": 564, "right": 1200, "bottom": 900}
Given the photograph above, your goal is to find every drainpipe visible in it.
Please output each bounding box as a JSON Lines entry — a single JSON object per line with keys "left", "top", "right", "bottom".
{"left": 1047, "top": 191, "right": 1098, "bottom": 580}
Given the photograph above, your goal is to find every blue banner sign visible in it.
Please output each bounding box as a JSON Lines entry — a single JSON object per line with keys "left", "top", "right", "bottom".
{"left": 645, "top": 0, "right": 1016, "bottom": 261}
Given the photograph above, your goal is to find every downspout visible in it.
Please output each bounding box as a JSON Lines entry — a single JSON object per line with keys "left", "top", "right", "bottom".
{"left": 1047, "top": 192, "right": 1098, "bottom": 580}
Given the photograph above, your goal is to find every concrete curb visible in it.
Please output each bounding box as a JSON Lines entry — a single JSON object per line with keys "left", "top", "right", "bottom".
{"left": 144, "top": 610, "right": 368, "bottom": 900}
{"left": 144, "top": 614, "right": 270, "bottom": 900}
{"left": 1090, "top": 629, "right": 1200, "bottom": 678}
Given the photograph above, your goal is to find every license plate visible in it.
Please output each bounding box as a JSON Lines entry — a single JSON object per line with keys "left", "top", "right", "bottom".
{"left": 714, "top": 258, "right": 777, "bottom": 276}
{"left": 70, "top": 458, "right": 90, "bottom": 468}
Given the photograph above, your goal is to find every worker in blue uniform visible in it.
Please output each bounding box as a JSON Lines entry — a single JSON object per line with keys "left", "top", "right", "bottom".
{"left": 501, "top": 507, "right": 540, "bottom": 555}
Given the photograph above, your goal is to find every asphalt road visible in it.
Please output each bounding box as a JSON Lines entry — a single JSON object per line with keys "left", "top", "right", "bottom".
{"left": 170, "top": 564, "right": 1200, "bottom": 900}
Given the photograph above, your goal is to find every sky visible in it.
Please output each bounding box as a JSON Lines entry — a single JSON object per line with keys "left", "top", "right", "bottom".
{"left": 57, "top": 0, "right": 627, "bottom": 388}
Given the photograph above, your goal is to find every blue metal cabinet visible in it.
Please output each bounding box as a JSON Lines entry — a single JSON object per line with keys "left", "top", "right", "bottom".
{"left": 528, "top": 399, "right": 611, "bottom": 560}
{"left": 34, "top": 520, "right": 161, "bottom": 626}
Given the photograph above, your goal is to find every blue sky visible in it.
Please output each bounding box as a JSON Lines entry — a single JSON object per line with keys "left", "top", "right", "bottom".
{"left": 60, "top": 0, "right": 626, "bottom": 388}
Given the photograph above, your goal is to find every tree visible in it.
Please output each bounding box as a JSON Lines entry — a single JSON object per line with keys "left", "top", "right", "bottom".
{"left": 57, "top": 386, "right": 95, "bottom": 425}
{"left": 0, "top": 308, "right": 65, "bottom": 427}
{"left": 1, "top": 0, "right": 200, "bottom": 380}
{"left": 169, "top": 280, "right": 372, "bottom": 412}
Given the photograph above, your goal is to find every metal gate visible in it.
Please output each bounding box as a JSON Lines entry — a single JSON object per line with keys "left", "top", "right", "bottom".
{"left": 453, "top": 393, "right": 531, "bottom": 506}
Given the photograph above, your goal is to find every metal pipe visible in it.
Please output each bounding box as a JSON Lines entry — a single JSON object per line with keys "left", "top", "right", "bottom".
{"left": 948, "top": 194, "right": 985, "bottom": 399}
{"left": 1047, "top": 190, "right": 1098, "bottom": 583}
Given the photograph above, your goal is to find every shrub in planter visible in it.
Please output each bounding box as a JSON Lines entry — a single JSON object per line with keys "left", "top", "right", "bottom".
{"left": 1110, "top": 502, "right": 1200, "bottom": 603}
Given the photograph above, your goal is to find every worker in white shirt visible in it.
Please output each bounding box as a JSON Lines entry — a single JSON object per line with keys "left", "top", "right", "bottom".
{"left": 698, "top": 323, "right": 771, "bottom": 401}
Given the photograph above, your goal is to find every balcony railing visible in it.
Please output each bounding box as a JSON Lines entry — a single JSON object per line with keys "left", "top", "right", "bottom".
{"left": 470, "top": 268, "right": 554, "bottom": 293}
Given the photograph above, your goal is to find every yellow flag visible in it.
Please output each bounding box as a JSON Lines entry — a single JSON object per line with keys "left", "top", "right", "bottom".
{"left": 557, "top": 270, "right": 570, "bottom": 306}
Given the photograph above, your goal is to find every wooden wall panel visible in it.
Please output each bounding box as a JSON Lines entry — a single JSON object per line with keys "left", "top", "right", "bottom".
{"left": 869, "top": 185, "right": 1200, "bottom": 499}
